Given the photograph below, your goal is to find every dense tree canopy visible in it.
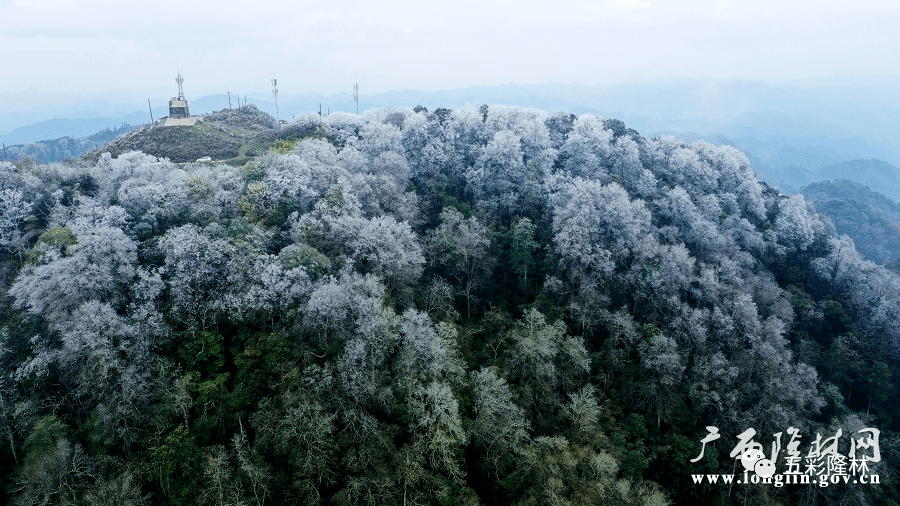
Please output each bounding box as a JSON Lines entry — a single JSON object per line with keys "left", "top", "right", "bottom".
{"left": 0, "top": 106, "right": 897, "bottom": 505}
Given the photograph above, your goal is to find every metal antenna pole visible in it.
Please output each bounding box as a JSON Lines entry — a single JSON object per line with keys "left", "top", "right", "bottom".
{"left": 272, "top": 77, "right": 280, "bottom": 125}
{"left": 176, "top": 67, "right": 185, "bottom": 100}
{"left": 148, "top": 99, "right": 153, "bottom": 123}
{"left": 227, "top": 92, "right": 232, "bottom": 110}
{"left": 353, "top": 81, "right": 359, "bottom": 114}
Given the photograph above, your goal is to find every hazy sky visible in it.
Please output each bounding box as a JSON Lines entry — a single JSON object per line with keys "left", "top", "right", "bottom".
{"left": 1, "top": 0, "right": 898, "bottom": 104}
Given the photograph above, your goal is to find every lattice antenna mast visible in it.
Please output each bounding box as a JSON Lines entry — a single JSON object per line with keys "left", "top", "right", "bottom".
{"left": 271, "top": 76, "right": 280, "bottom": 124}
{"left": 353, "top": 81, "right": 359, "bottom": 114}
{"left": 176, "top": 67, "right": 185, "bottom": 100}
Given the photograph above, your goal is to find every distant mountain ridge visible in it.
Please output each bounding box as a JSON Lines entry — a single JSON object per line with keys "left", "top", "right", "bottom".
{"left": 801, "top": 178, "right": 900, "bottom": 218}
{"left": 3, "top": 75, "right": 899, "bottom": 163}
{"left": 2, "top": 124, "right": 138, "bottom": 164}
{"left": 0, "top": 113, "right": 148, "bottom": 145}
{"left": 800, "top": 179, "right": 900, "bottom": 264}
{"left": 816, "top": 159, "right": 900, "bottom": 202}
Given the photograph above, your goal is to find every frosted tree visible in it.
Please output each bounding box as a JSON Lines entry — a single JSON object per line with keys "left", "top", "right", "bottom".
{"left": 347, "top": 215, "right": 425, "bottom": 293}
{"left": 394, "top": 309, "right": 465, "bottom": 387}
{"left": 552, "top": 179, "right": 653, "bottom": 284}
{"left": 259, "top": 153, "right": 318, "bottom": 208}
{"left": 0, "top": 188, "right": 33, "bottom": 259}
{"left": 775, "top": 194, "right": 826, "bottom": 252}
{"left": 610, "top": 135, "right": 642, "bottom": 181}
{"left": 115, "top": 160, "right": 190, "bottom": 234}
{"left": 158, "top": 224, "right": 232, "bottom": 331}
{"left": 346, "top": 151, "right": 419, "bottom": 224}
{"left": 641, "top": 243, "right": 695, "bottom": 319}
{"left": 544, "top": 111, "right": 575, "bottom": 151}
{"left": 655, "top": 186, "right": 726, "bottom": 257}
{"left": 470, "top": 368, "right": 530, "bottom": 470}
{"left": 10, "top": 225, "right": 138, "bottom": 323}
{"left": 290, "top": 138, "right": 351, "bottom": 193}
{"left": 11, "top": 416, "right": 95, "bottom": 506}
{"left": 407, "top": 381, "right": 468, "bottom": 481}
{"left": 810, "top": 235, "right": 865, "bottom": 296}
{"left": 509, "top": 217, "right": 538, "bottom": 291}
{"left": 636, "top": 333, "right": 685, "bottom": 428}
{"left": 252, "top": 392, "right": 334, "bottom": 495}
{"left": 347, "top": 119, "right": 403, "bottom": 161}
{"left": 467, "top": 129, "right": 527, "bottom": 220}
{"left": 425, "top": 208, "right": 493, "bottom": 318}
{"left": 558, "top": 114, "right": 613, "bottom": 179}
{"left": 216, "top": 253, "right": 313, "bottom": 327}
{"left": 442, "top": 105, "right": 490, "bottom": 185}
{"left": 507, "top": 308, "right": 589, "bottom": 417}
{"left": 666, "top": 144, "right": 719, "bottom": 194}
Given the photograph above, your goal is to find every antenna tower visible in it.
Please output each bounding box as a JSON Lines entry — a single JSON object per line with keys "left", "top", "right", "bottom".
{"left": 176, "top": 67, "right": 185, "bottom": 100}
{"left": 353, "top": 81, "right": 359, "bottom": 114}
{"left": 272, "top": 77, "right": 280, "bottom": 124}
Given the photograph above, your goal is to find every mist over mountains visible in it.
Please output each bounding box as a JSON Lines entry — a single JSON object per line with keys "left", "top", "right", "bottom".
{"left": 4, "top": 76, "right": 899, "bottom": 208}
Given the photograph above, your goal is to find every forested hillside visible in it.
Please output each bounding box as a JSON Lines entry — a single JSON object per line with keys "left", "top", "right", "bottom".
{"left": 2, "top": 124, "right": 136, "bottom": 164}
{"left": 815, "top": 159, "right": 900, "bottom": 202}
{"left": 0, "top": 106, "right": 897, "bottom": 505}
{"left": 800, "top": 179, "right": 900, "bottom": 264}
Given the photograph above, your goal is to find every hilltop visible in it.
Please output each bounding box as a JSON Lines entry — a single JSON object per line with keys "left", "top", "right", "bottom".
{"left": 79, "top": 105, "right": 282, "bottom": 164}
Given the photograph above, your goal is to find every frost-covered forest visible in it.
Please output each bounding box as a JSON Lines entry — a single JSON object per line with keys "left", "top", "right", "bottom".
{"left": 0, "top": 105, "right": 898, "bottom": 505}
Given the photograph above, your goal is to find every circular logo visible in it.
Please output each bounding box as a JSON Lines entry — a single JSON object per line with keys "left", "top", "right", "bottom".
{"left": 754, "top": 458, "right": 776, "bottom": 478}
{"left": 740, "top": 446, "right": 765, "bottom": 472}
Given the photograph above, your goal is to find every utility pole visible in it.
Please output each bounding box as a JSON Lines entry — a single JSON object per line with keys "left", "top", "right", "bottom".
{"left": 271, "top": 77, "right": 280, "bottom": 125}
{"left": 147, "top": 99, "right": 153, "bottom": 123}
{"left": 353, "top": 81, "right": 359, "bottom": 114}
{"left": 2, "top": 144, "right": 7, "bottom": 161}
{"left": 227, "top": 91, "right": 232, "bottom": 110}
{"left": 318, "top": 103, "right": 322, "bottom": 117}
